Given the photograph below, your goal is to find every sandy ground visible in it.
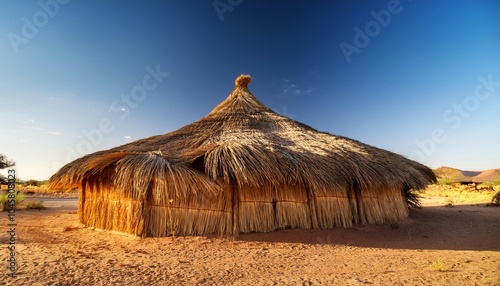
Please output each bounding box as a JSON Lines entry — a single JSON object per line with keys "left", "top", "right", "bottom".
{"left": 1, "top": 196, "right": 499, "bottom": 286}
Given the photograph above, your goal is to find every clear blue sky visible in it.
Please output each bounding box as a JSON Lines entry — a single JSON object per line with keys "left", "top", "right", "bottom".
{"left": 1, "top": 0, "right": 499, "bottom": 180}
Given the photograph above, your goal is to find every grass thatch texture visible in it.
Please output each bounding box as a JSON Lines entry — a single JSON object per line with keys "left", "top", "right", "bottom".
{"left": 145, "top": 177, "right": 232, "bottom": 236}
{"left": 275, "top": 184, "right": 311, "bottom": 229}
{"left": 315, "top": 196, "right": 354, "bottom": 228}
{"left": 359, "top": 188, "right": 409, "bottom": 225}
{"left": 81, "top": 170, "right": 145, "bottom": 235}
{"left": 113, "top": 152, "right": 220, "bottom": 201}
{"left": 237, "top": 183, "right": 313, "bottom": 233}
{"left": 146, "top": 206, "right": 231, "bottom": 236}
{"left": 238, "top": 183, "right": 275, "bottom": 233}
{"left": 238, "top": 202, "right": 276, "bottom": 233}
{"left": 275, "top": 202, "right": 311, "bottom": 229}
{"left": 81, "top": 197, "right": 144, "bottom": 235}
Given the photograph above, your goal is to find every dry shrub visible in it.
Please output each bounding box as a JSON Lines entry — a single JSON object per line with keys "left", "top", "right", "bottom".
{"left": 25, "top": 201, "right": 46, "bottom": 210}
{"left": 490, "top": 190, "right": 500, "bottom": 206}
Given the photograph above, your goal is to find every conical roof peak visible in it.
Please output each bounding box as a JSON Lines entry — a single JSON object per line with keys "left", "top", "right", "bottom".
{"left": 234, "top": 74, "right": 252, "bottom": 89}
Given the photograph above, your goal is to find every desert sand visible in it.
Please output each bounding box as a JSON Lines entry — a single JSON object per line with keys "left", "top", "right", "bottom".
{"left": 2, "top": 196, "right": 499, "bottom": 286}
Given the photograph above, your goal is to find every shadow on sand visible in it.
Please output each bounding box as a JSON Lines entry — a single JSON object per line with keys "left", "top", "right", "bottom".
{"left": 236, "top": 204, "right": 500, "bottom": 251}
{"left": 21, "top": 197, "right": 499, "bottom": 251}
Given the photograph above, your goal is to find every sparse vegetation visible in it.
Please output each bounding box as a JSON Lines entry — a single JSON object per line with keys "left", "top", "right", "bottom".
{"left": 0, "top": 192, "right": 25, "bottom": 211}
{"left": 436, "top": 178, "right": 454, "bottom": 185}
{"left": 26, "top": 179, "right": 46, "bottom": 187}
{"left": 25, "top": 201, "right": 46, "bottom": 210}
{"left": 431, "top": 258, "right": 445, "bottom": 272}
{"left": 444, "top": 199, "right": 454, "bottom": 208}
{"left": 421, "top": 184, "right": 496, "bottom": 205}
{"left": 489, "top": 191, "right": 500, "bottom": 206}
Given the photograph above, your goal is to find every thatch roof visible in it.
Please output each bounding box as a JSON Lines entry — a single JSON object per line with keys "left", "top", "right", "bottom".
{"left": 50, "top": 75, "right": 436, "bottom": 196}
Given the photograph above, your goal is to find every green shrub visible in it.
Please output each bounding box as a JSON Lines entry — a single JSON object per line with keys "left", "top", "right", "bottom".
{"left": 0, "top": 192, "right": 25, "bottom": 211}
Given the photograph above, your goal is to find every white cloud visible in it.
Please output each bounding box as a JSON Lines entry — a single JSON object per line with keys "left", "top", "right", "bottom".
{"left": 47, "top": 131, "right": 61, "bottom": 135}
{"left": 21, "top": 119, "right": 35, "bottom": 124}
{"left": 125, "top": 136, "right": 132, "bottom": 139}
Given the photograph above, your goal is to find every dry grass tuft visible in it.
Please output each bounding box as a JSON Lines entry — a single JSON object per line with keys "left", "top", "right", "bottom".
{"left": 431, "top": 258, "right": 445, "bottom": 272}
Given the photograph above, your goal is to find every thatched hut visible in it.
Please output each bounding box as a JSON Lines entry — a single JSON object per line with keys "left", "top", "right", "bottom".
{"left": 50, "top": 75, "right": 436, "bottom": 237}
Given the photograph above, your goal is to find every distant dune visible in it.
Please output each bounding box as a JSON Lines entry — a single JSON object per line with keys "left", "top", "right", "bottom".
{"left": 434, "top": 166, "right": 500, "bottom": 183}
{"left": 473, "top": 169, "right": 500, "bottom": 182}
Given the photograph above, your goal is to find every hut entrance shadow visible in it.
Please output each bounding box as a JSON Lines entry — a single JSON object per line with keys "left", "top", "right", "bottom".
{"left": 235, "top": 204, "right": 500, "bottom": 251}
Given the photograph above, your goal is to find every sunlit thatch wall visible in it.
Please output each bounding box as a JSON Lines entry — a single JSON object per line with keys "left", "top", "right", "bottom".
{"left": 50, "top": 75, "right": 436, "bottom": 237}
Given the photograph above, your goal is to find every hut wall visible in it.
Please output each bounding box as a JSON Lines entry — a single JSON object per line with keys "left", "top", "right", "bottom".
{"left": 274, "top": 184, "right": 311, "bottom": 229}
{"left": 238, "top": 182, "right": 311, "bottom": 233}
{"left": 313, "top": 188, "right": 354, "bottom": 228}
{"left": 145, "top": 177, "right": 232, "bottom": 236}
{"left": 79, "top": 171, "right": 410, "bottom": 236}
{"left": 358, "top": 187, "right": 409, "bottom": 224}
{"left": 238, "top": 182, "right": 275, "bottom": 233}
{"left": 80, "top": 170, "right": 145, "bottom": 235}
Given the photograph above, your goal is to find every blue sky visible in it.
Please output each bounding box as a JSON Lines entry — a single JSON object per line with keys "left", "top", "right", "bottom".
{"left": 1, "top": 0, "right": 499, "bottom": 180}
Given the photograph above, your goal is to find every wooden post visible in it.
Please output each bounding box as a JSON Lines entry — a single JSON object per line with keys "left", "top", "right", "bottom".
{"left": 232, "top": 179, "right": 239, "bottom": 236}
{"left": 79, "top": 178, "right": 87, "bottom": 224}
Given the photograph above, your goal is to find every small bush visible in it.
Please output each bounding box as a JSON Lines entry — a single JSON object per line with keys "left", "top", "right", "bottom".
{"left": 431, "top": 258, "right": 445, "bottom": 271}
{"left": 0, "top": 192, "right": 25, "bottom": 211}
{"left": 25, "top": 201, "right": 46, "bottom": 210}
{"left": 490, "top": 191, "right": 500, "bottom": 206}
{"left": 26, "top": 179, "right": 43, "bottom": 187}
{"left": 444, "top": 199, "right": 454, "bottom": 208}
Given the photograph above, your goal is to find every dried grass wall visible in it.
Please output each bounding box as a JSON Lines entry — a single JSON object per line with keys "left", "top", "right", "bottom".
{"left": 79, "top": 173, "right": 410, "bottom": 236}
{"left": 81, "top": 169, "right": 145, "bottom": 235}
{"left": 314, "top": 187, "right": 354, "bottom": 228}
{"left": 145, "top": 178, "right": 232, "bottom": 236}
{"left": 237, "top": 182, "right": 311, "bottom": 233}
{"left": 358, "top": 187, "right": 409, "bottom": 224}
